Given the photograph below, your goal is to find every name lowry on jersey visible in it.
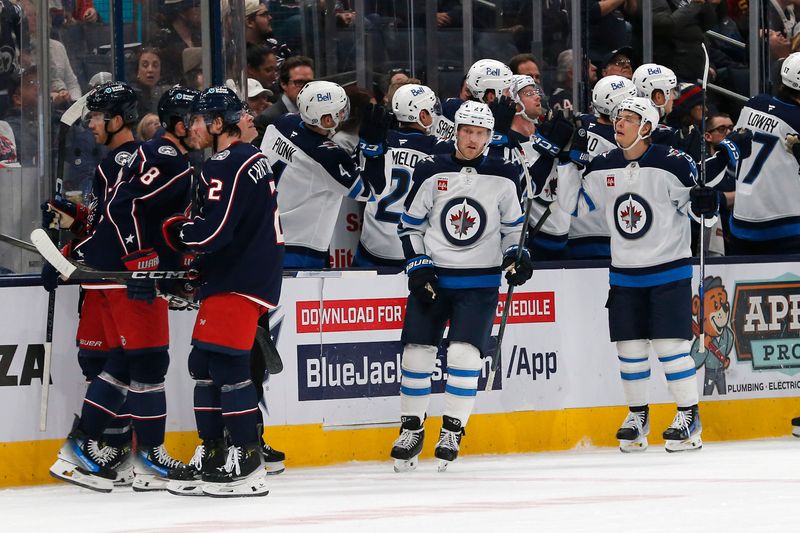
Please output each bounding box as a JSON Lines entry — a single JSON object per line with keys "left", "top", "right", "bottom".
{"left": 747, "top": 111, "right": 780, "bottom": 133}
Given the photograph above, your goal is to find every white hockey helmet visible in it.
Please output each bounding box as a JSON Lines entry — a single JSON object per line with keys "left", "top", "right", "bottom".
{"left": 592, "top": 75, "right": 637, "bottom": 117}
{"left": 466, "top": 59, "right": 513, "bottom": 102}
{"left": 781, "top": 52, "right": 800, "bottom": 89}
{"left": 612, "top": 96, "right": 659, "bottom": 151}
{"left": 632, "top": 63, "right": 677, "bottom": 107}
{"left": 296, "top": 80, "right": 350, "bottom": 131}
{"left": 454, "top": 100, "right": 495, "bottom": 132}
{"left": 509, "top": 74, "right": 543, "bottom": 121}
{"left": 392, "top": 83, "right": 441, "bottom": 132}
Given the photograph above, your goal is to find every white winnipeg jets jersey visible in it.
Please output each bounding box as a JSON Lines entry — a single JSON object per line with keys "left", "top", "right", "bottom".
{"left": 568, "top": 116, "right": 616, "bottom": 244}
{"left": 359, "top": 129, "right": 449, "bottom": 264}
{"left": 398, "top": 154, "right": 524, "bottom": 289}
{"left": 732, "top": 94, "right": 800, "bottom": 241}
{"left": 261, "top": 114, "right": 368, "bottom": 258}
{"left": 557, "top": 144, "right": 698, "bottom": 287}
{"left": 517, "top": 138, "right": 571, "bottom": 245}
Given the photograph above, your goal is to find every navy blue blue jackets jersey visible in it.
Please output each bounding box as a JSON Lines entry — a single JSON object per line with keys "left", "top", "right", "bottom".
{"left": 75, "top": 137, "right": 191, "bottom": 271}
{"left": 181, "top": 141, "right": 284, "bottom": 307}
{"left": 84, "top": 140, "right": 139, "bottom": 234}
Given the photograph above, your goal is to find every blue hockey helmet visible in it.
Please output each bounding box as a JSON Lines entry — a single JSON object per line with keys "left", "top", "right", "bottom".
{"left": 86, "top": 81, "right": 138, "bottom": 124}
{"left": 158, "top": 86, "right": 200, "bottom": 132}
{"left": 190, "top": 86, "right": 244, "bottom": 128}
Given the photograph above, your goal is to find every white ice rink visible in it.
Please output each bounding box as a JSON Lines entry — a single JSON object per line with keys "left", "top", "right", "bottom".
{"left": 3, "top": 439, "right": 798, "bottom": 532}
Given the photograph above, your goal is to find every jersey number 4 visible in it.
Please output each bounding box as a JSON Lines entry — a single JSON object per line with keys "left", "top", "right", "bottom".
{"left": 375, "top": 168, "right": 411, "bottom": 224}
{"left": 738, "top": 132, "right": 778, "bottom": 185}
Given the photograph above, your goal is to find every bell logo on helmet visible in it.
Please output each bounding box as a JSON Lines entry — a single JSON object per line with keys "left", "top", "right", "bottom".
{"left": 611, "top": 81, "right": 625, "bottom": 90}
{"left": 317, "top": 92, "right": 332, "bottom": 102}
{"left": 647, "top": 67, "right": 662, "bottom": 75}
{"left": 486, "top": 67, "right": 500, "bottom": 76}
{"left": 410, "top": 87, "right": 425, "bottom": 97}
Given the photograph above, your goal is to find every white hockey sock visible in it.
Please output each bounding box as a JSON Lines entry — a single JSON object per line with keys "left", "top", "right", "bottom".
{"left": 399, "top": 344, "right": 437, "bottom": 420}
{"left": 653, "top": 338, "right": 698, "bottom": 408}
{"left": 443, "top": 342, "right": 482, "bottom": 427}
{"left": 617, "top": 340, "right": 651, "bottom": 407}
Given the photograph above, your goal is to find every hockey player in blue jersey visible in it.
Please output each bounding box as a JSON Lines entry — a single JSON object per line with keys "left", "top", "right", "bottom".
{"left": 162, "top": 86, "right": 282, "bottom": 497}
{"left": 390, "top": 100, "right": 533, "bottom": 472}
{"left": 259, "top": 80, "right": 388, "bottom": 269}
{"left": 354, "top": 83, "right": 451, "bottom": 268}
{"left": 565, "top": 75, "right": 636, "bottom": 259}
{"left": 555, "top": 97, "right": 720, "bottom": 453}
{"left": 46, "top": 81, "right": 141, "bottom": 490}
{"left": 49, "top": 84, "right": 198, "bottom": 493}
{"left": 731, "top": 52, "right": 800, "bottom": 255}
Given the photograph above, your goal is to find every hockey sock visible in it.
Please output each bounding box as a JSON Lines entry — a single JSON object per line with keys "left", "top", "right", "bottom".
{"left": 127, "top": 351, "right": 169, "bottom": 448}
{"left": 209, "top": 353, "right": 259, "bottom": 446}
{"left": 652, "top": 338, "right": 698, "bottom": 408}
{"left": 399, "top": 344, "right": 437, "bottom": 421}
{"left": 103, "top": 399, "right": 132, "bottom": 447}
{"left": 617, "top": 340, "right": 651, "bottom": 407}
{"left": 189, "top": 347, "right": 225, "bottom": 441}
{"left": 442, "top": 342, "right": 481, "bottom": 427}
{"left": 80, "top": 370, "right": 128, "bottom": 439}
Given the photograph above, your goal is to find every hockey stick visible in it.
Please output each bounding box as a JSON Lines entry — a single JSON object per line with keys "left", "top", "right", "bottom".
{"left": 0, "top": 232, "right": 39, "bottom": 254}
{"left": 697, "top": 43, "right": 710, "bottom": 356}
{"left": 31, "top": 229, "right": 191, "bottom": 281}
{"left": 485, "top": 149, "right": 551, "bottom": 392}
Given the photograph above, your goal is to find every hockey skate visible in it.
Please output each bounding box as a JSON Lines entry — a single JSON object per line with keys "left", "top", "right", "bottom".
{"left": 132, "top": 444, "right": 185, "bottom": 492}
{"left": 105, "top": 443, "right": 134, "bottom": 486}
{"left": 615, "top": 407, "right": 650, "bottom": 453}
{"left": 434, "top": 416, "right": 464, "bottom": 472}
{"left": 49, "top": 417, "right": 117, "bottom": 493}
{"left": 261, "top": 440, "right": 286, "bottom": 475}
{"left": 391, "top": 416, "right": 425, "bottom": 473}
{"left": 202, "top": 443, "right": 269, "bottom": 498}
{"left": 166, "top": 439, "right": 226, "bottom": 496}
{"left": 663, "top": 405, "right": 703, "bottom": 452}
{"left": 792, "top": 417, "right": 800, "bottom": 438}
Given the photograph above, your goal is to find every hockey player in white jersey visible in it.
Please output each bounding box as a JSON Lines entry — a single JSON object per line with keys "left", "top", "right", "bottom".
{"left": 391, "top": 101, "right": 532, "bottom": 472}
{"left": 565, "top": 75, "right": 636, "bottom": 259}
{"left": 354, "top": 83, "right": 450, "bottom": 267}
{"left": 555, "top": 97, "right": 720, "bottom": 453}
{"left": 259, "top": 80, "right": 388, "bottom": 268}
{"left": 730, "top": 52, "right": 800, "bottom": 255}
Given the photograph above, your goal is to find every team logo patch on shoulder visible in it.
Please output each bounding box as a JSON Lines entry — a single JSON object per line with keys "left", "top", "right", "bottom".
{"left": 114, "top": 151, "right": 132, "bottom": 166}
{"left": 211, "top": 149, "right": 230, "bottom": 161}
{"left": 606, "top": 175, "right": 615, "bottom": 187}
{"left": 158, "top": 145, "right": 177, "bottom": 156}
{"left": 440, "top": 197, "right": 486, "bottom": 246}
{"left": 613, "top": 193, "right": 652, "bottom": 240}
{"left": 437, "top": 178, "right": 448, "bottom": 191}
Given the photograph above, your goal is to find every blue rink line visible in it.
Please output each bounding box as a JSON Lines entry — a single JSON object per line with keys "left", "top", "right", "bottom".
{"left": 3, "top": 253, "right": 800, "bottom": 289}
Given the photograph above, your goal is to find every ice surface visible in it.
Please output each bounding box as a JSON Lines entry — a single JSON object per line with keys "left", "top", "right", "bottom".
{"left": 2, "top": 439, "right": 798, "bottom": 532}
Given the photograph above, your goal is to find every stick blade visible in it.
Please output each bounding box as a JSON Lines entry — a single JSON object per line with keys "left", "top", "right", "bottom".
{"left": 31, "top": 228, "right": 76, "bottom": 279}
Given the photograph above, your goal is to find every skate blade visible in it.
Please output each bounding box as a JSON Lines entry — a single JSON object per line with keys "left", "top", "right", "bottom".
{"left": 202, "top": 473, "right": 269, "bottom": 498}
{"left": 665, "top": 435, "right": 703, "bottom": 453}
{"left": 49, "top": 459, "right": 114, "bottom": 493}
{"left": 166, "top": 479, "right": 206, "bottom": 496}
{"left": 619, "top": 438, "right": 649, "bottom": 453}
{"left": 114, "top": 465, "right": 134, "bottom": 487}
{"left": 792, "top": 427, "right": 800, "bottom": 438}
{"left": 436, "top": 459, "right": 451, "bottom": 473}
{"left": 264, "top": 461, "right": 285, "bottom": 475}
{"left": 393, "top": 456, "right": 419, "bottom": 473}
{"left": 132, "top": 474, "right": 169, "bottom": 492}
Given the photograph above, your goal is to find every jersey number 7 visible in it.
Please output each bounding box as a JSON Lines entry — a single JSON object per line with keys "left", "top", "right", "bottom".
{"left": 737, "top": 132, "right": 777, "bottom": 185}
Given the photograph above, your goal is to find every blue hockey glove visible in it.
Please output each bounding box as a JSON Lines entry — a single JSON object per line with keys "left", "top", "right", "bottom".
{"left": 41, "top": 261, "right": 60, "bottom": 292}
{"left": 690, "top": 185, "right": 721, "bottom": 217}
{"left": 359, "top": 103, "right": 391, "bottom": 156}
{"left": 568, "top": 117, "right": 590, "bottom": 168}
{"left": 489, "top": 95, "right": 516, "bottom": 146}
{"left": 405, "top": 255, "right": 437, "bottom": 305}
{"left": 716, "top": 128, "right": 751, "bottom": 167}
{"left": 502, "top": 246, "right": 533, "bottom": 287}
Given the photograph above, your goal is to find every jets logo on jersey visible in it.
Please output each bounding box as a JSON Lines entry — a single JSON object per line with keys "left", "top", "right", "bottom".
{"left": 440, "top": 197, "right": 486, "bottom": 246}
{"left": 541, "top": 175, "right": 558, "bottom": 201}
{"left": 114, "top": 151, "right": 132, "bottom": 166}
{"left": 614, "top": 193, "right": 652, "bottom": 240}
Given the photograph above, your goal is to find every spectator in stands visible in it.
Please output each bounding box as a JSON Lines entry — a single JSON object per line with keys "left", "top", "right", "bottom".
{"left": 247, "top": 78, "right": 273, "bottom": 116}
{"left": 331, "top": 85, "right": 372, "bottom": 152}
{"left": 598, "top": 46, "right": 635, "bottom": 80}
{"left": 181, "top": 47, "right": 203, "bottom": 90}
{"left": 384, "top": 77, "right": 421, "bottom": 111}
{"left": 130, "top": 47, "right": 167, "bottom": 116}
{"left": 254, "top": 55, "right": 314, "bottom": 145}
{"left": 588, "top": 0, "right": 633, "bottom": 59}
{"left": 508, "top": 53, "right": 542, "bottom": 86}
{"left": 549, "top": 49, "right": 597, "bottom": 114}
{"left": 136, "top": 113, "right": 162, "bottom": 142}
{"left": 247, "top": 45, "right": 279, "bottom": 97}
{"left": 153, "top": 0, "right": 201, "bottom": 85}
{"left": 245, "top": 0, "right": 273, "bottom": 47}
{"left": 0, "top": 0, "right": 20, "bottom": 118}
{"left": 6, "top": 67, "right": 38, "bottom": 166}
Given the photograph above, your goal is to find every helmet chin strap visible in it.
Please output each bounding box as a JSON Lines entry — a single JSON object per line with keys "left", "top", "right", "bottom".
{"left": 617, "top": 123, "right": 651, "bottom": 152}
{"left": 103, "top": 119, "right": 124, "bottom": 146}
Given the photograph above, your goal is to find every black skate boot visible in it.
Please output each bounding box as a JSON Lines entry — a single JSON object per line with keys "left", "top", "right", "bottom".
{"left": 391, "top": 415, "right": 425, "bottom": 473}
{"left": 132, "top": 444, "right": 185, "bottom": 492}
{"left": 261, "top": 439, "right": 286, "bottom": 475}
{"left": 202, "top": 443, "right": 269, "bottom": 498}
{"left": 166, "top": 438, "right": 226, "bottom": 496}
{"left": 615, "top": 406, "right": 650, "bottom": 453}
{"left": 663, "top": 404, "right": 703, "bottom": 452}
{"left": 104, "top": 443, "right": 134, "bottom": 486}
{"left": 434, "top": 416, "right": 464, "bottom": 472}
{"left": 49, "top": 416, "right": 117, "bottom": 493}
{"left": 792, "top": 417, "right": 800, "bottom": 438}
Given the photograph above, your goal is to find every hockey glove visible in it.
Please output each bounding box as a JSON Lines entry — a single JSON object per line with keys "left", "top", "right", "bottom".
{"left": 502, "top": 245, "right": 533, "bottom": 287}
{"left": 162, "top": 215, "right": 190, "bottom": 253}
{"left": 42, "top": 195, "right": 91, "bottom": 235}
{"left": 785, "top": 133, "right": 800, "bottom": 165}
{"left": 405, "top": 255, "right": 438, "bottom": 305}
{"left": 690, "top": 185, "right": 721, "bottom": 217}
{"left": 716, "top": 128, "right": 752, "bottom": 167}
{"left": 122, "top": 248, "right": 159, "bottom": 303}
{"left": 568, "top": 117, "right": 590, "bottom": 168}
{"left": 531, "top": 113, "right": 575, "bottom": 158}
{"left": 489, "top": 95, "right": 517, "bottom": 147}
{"left": 359, "top": 103, "right": 391, "bottom": 156}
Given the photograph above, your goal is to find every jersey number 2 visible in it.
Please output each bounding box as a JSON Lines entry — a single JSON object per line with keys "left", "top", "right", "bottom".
{"left": 375, "top": 169, "right": 411, "bottom": 224}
